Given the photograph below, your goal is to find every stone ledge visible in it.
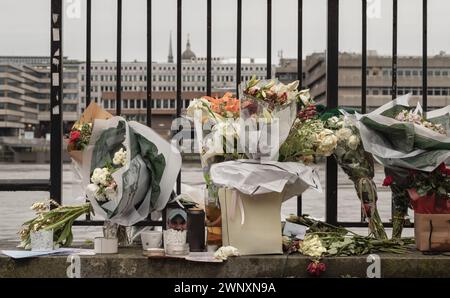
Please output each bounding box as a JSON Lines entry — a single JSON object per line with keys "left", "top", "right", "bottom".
{"left": 1, "top": 242, "right": 450, "bottom": 278}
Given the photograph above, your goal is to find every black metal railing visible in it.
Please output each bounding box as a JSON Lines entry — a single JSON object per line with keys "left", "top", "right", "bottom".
{"left": 1, "top": 0, "right": 431, "bottom": 229}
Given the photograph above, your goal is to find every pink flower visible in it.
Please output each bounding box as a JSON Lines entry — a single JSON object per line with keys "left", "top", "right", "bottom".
{"left": 307, "top": 261, "right": 326, "bottom": 277}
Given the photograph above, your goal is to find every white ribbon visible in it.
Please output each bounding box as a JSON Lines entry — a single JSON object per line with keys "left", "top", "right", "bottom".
{"left": 228, "top": 189, "right": 245, "bottom": 226}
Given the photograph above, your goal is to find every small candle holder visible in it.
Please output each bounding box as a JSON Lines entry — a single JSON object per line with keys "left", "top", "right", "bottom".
{"left": 30, "top": 229, "right": 54, "bottom": 251}
{"left": 163, "top": 229, "right": 189, "bottom": 256}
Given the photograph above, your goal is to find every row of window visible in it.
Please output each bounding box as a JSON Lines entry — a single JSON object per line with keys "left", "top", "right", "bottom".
{"left": 370, "top": 69, "right": 450, "bottom": 77}
{"left": 81, "top": 65, "right": 267, "bottom": 72}
{"left": 367, "top": 87, "right": 450, "bottom": 96}
{"left": 81, "top": 74, "right": 263, "bottom": 82}
{"left": 103, "top": 99, "right": 191, "bottom": 110}
{"left": 82, "top": 85, "right": 206, "bottom": 93}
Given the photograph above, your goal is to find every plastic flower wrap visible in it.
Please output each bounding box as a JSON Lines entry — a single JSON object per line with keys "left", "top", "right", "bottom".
{"left": 357, "top": 94, "right": 450, "bottom": 236}
{"left": 66, "top": 101, "right": 112, "bottom": 165}
{"left": 82, "top": 117, "right": 180, "bottom": 226}
{"left": 240, "top": 76, "right": 299, "bottom": 161}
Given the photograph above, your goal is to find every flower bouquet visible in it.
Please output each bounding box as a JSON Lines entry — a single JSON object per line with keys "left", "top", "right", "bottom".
{"left": 357, "top": 94, "right": 450, "bottom": 237}
{"left": 19, "top": 200, "right": 92, "bottom": 250}
{"left": 82, "top": 116, "right": 181, "bottom": 227}
{"left": 240, "top": 76, "right": 299, "bottom": 161}
{"left": 66, "top": 101, "right": 112, "bottom": 165}
{"left": 186, "top": 93, "right": 243, "bottom": 247}
{"left": 324, "top": 113, "right": 387, "bottom": 239}
{"left": 383, "top": 164, "right": 450, "bottom": 249}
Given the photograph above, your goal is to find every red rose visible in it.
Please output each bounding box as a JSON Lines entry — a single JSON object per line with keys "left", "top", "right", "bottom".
{"left": 69, "top": 130, "right": 81, "bottom": 144}
{"left": 307, "top": 261, "right": 326, "bottom": 277}
{"left": 438, "top": 163, "right": 447, "bottom": 173}
{"left": 382, "top": 176, "right": 394, "bottom": 187}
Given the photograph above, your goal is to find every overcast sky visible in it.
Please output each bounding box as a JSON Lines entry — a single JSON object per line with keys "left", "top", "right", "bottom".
{"left": 1, "top": 0, "right": 450, "bottom": 63}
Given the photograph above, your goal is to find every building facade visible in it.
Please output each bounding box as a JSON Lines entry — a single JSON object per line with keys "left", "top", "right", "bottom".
{"left": 102, "top": 91, "right": 222, "bottom": 138}
{"left": 303, "top": 51, "right": 450, "bottom": 110}
{"left": 78, "top": 35, "right": 272, "bottom": 113}
{"left": 0, "top": 59, "right": 80, "bottom": 137}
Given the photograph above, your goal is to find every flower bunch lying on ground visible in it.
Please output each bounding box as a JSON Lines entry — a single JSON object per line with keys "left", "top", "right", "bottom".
{"left": 68, "top": 122, "right": 92, "bottom": 150}
{"left": 395, "top": 109, "right": 446, "bottom": 135}
{"left": 19, "top": 200, "right": 92, "bottom": 249}
{"left": 285, "top": 215, "right": 414, "bottom": 257}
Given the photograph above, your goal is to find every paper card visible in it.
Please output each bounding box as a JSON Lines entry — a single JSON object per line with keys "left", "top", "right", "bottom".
{"left": 283, "top": 221, "right": 307, "bottom": 240}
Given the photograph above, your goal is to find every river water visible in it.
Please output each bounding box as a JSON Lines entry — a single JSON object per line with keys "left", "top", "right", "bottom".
{"left": 0, "top": 162, "right": 413, "bottom": 241}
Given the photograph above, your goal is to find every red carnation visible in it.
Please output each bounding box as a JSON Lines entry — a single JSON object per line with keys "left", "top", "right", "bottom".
{"left": 69, "top": 130, "right": 81, "bottom": 144}
{"left": 382, "top": 176, "right": 394, "bottom": 187}
{"left": 307, "top": 261, "right": 326, "bottom": 277}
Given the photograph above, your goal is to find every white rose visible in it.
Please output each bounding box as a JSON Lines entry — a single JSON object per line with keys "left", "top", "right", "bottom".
{"left": 316, "top": 129, "right": 338, "bottom": 156}
{"left": 335, "top": 128, "right": 353, "bottom": 141}
{"left": 347, "top": 135, "right": 360, "bottom": 150}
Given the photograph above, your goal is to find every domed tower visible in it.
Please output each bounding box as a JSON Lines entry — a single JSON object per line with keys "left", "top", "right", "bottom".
{"left": 182, "top": 34, "right": 196, "bottom": 61}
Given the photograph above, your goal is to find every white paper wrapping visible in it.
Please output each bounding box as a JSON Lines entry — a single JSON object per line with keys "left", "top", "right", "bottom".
{"left": 209, "top": 160, "right": 322, "bottom": 201}
{"left": 81, "top": 117, "right": 181, "bottom": 226}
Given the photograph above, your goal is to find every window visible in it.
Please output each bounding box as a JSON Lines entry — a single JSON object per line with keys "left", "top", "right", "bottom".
{"left": 137, "top": 100, "right": 141, "bottom": 109}
{"left": 104, "top": 100, "right": 109, "bottom": 109}
{"left": 373, "top": 89, "right": 379, "bottom": 95}
{"left": 184, "top": 99, "right": 190, "bottom": 108}
{"left": 124, "top": 100, "right": 128, "bottom": 109}
{"left": 130, "top": 100, "right": 135, "bottom": 109}
{"left": 382, "top": 89, "right": 389, "bottom": 96}
{"left": 163, "top": 100, "right": 169, "bottom": 109}
{"left": 170, "top": 99, "right": 175, "bottom": 108}
{"left": 412, "top": 70, "right": 418, "bottom": 76}
{"left": 382, "top": 70, "right": 389, "bottom": 76}
{"left": 398, "top": 70, "right": 403, "bottom": 76}
{"left": 405, "top": 70, "right": 411, "bottom": 76}
{"left": 434, "top": 89, "right": 441, "bottom": 96}
{"left": 156, "top": 100, "right": 161, "bottom": 108}
{"left": 443, "top": 71, "right": 449, "bottom": 76}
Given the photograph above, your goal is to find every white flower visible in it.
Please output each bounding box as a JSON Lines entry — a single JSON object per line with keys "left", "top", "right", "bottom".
{"left": 327, "top": 116, "right": 339, "bottom": 127}
{"left": 186, "top": 97, "right": 211, "bottom": 121}
{"left": 299, "top": 234, "right": 327, "bottom": 258}
{"left": 113, "top": 148, "right": 127, "bottom": 167}
{"left": 347, "top": 135, "right": 360, "bottom": 150}
{"left": 104, "top": 185, "right": 116, "bottom": 200}
{"left": 214, "top": 246, "right": 240, "bottom": 260}
{"left": 335, "top": 128, "right": 353, "bottom": 141}
{"left": 316, "top": 129, "right": 338, "bottom": 156}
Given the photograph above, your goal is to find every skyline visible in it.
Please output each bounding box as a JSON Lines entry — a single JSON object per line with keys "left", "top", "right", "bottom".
{"left": 2, "top": 0, "right": 450, "bottom": 64}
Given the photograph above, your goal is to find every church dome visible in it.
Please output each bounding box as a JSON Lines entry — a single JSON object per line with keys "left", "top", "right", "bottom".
{"left": 182, "top": 34, "right": 196, "bottom": 60}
